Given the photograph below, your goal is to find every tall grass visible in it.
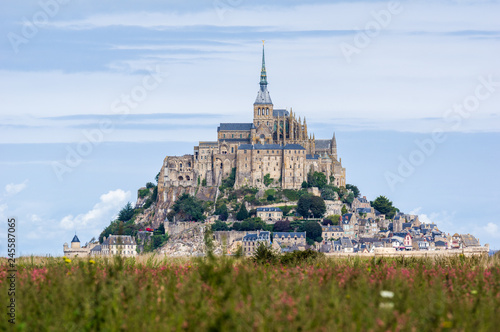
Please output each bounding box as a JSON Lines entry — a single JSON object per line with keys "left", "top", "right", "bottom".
{"left": 1, "top": 254, "right": 499, "bottom": 331}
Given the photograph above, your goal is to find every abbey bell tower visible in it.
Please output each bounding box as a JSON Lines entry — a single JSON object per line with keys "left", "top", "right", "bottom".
{"left": 253, "top": 41, "right": 274, "bottom": 129}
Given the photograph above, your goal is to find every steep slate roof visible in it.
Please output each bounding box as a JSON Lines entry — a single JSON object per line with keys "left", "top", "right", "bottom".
{"left": 273, "top": 109, "right": 289, "bottom": 117}
{"left": 238, "top": 144, "right": 283, "bottom": 150}
{"left": 340, "top": 237, "right": 353, "bottom": 248}
{"left": 283, "top": 144, "right": 306, "bottom": 150}
{"left": 315, "top": 139, "right": 331, "bottom": 149}
{"left": 102, "top": 235, "right": 137, "bottom": 246}
{"left": 217, "top": 123, "right": 255, "bottom": 132}
{"left": 71, "top": 235, "right": 80, "bottom": 243}
{"left": 461, "top": 234, "right": 480, "bottom": 247}
{"left": 90, "top": 245, "right": 101, "bottom": 253}
{"left": 255, "top": 86, "right": 273, "bottom": 104}
{"left": 342, "top": 213, "right": 354, "bottom": 222}
{"left": 257, "top": 207, "right": 282, "bottom": 212}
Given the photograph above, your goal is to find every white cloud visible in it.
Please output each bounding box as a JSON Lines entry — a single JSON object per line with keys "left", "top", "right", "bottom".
{"left": 59, "top": 189, "right": 131, "bottom": 231}
{"left": 4, "top": 179, "right": 28, "bottom": 196}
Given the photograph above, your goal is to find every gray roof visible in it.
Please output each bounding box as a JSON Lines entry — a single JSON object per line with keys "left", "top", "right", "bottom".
{"left": 90, "top": 245, "right": 101, "bottom": 252}
{"left": 71, "top": 235, "right": 80, "bottom": 243}
{"left": 273, "top": 109, "right": 289, "bottom": 117}
{"left": 238, "top": 144, "right": 283, "bottom": 150}
{"left": 340, "top": 237, "right": 353, "bottom": 248}
{"left": 102, "top": 235, "right": 137, "bottom": 246}
{"left": 274, "top": 232, "right": 306, "bottom": 239}
{"left": 257, "top": 207, "right": 282, "bottom": 212}
{"left": 322, "top": 225, "right": 343, "bottom": 232}
{"left": 199, "top": 141, "right": 218, "bottom": 146}
{"left": 461, "top": 234, "right": 480, "bottom": 247}
{"left": 254, "top": 86, "right": 273, "bottom": 104}
{"left": 315, "top": 139, "right": 331, "bottom": 150}
{"left": 243, "top": 231, "right": 270, "bottom": 241}
{"left": 283, "top": 144, "right": 306, "bottom": 150}
{"left": 217, "top": 123, "right": 255, "bottom": 132}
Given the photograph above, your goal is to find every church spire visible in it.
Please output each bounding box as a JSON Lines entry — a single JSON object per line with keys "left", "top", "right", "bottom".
{"left": 260, "top": 40, "right": 267, "bottom": 86}
{"left": 254, "top": 41, "right": 273, "bottom": 105}
{"left": 331, "top": 132, "right": 338, "bottom": 160}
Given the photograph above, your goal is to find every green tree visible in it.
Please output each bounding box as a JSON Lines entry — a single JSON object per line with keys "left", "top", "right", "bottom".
{"left": 118, "top": 202, "right": 134, "bottom": 222}
{"left": 171, "top": 193, "right": 206, "bottom": 221}
{"left": 372, "top": 195, "right": 399, "bottom": 219}
{"left": 297, "top": 194, "right": 313, "bottom": 218}
{"left": 211, "top": 220, "right": 230, "bottom": 231}
{"left": 346, "top": 184, "right": 360, "bottom": 198}
{"left": 263, "top": 173, "right": 274, "bottom": 187}
{"left": 341, "top": 205, "right": 348, "bottom": 215}
{"left": 310, "top": 196, "right": 326, "bottom": 218}
{"left": 215, "top": 203, "right": 229, "bottom": 221}
{"left": 307, "top": 171, "right": 328, "bottom": 189}
{"left": 323, "top": 214, "right": 340, "bottom": 226}
{"left": 236, "top": 204, "right": 249, "bottom": 221}
{"left": 233, "top": 217, "right": 267, "bottom": 231}
{"left": 273, "top": 220, "right": 292, "bottom": 232}
{"left": 299, "top": 220, "right": 323, "bottom": 243}
{"left": 342, "top": 192, "right": 355, "bottom": 205}
{"left": 321, "top": 184, "right": 339, "bottom": 200}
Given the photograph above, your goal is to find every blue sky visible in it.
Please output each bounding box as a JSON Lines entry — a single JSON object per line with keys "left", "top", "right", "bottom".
{"left": 1, "top": 0, "right": 499, "bottom": 255}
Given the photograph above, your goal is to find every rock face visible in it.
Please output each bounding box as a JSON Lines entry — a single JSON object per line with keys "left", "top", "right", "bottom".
{"left": 160, "top": 224, "right": 223, "bottom": 257}
{"left": 150, "top": 186, "right": 218, "bottom": 229}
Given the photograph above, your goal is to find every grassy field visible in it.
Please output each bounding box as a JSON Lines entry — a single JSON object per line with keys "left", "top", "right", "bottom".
{"left": 1, "top": 253, "right": 499, "bottom": 331}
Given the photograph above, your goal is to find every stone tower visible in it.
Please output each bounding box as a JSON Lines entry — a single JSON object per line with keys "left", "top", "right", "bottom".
{"left": 331, "top": 132, "right": 338, "bottom": 160}
{"left": 71, "top": 234, "right": 81, "bottom": 249}
{"left": 253, "top": 41, "right": 274, "bottom": 130}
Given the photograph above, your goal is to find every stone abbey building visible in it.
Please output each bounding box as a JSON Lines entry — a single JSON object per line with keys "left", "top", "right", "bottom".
{"left": 158, "top": 44, "right": 346, "bottom": 203}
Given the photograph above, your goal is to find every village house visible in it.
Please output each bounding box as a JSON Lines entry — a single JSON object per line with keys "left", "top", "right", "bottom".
{"left": 242, "top": 231, "right": 271, "bottom": 256}
{"left": 256, "top": 207, "right": 283, "bottom": 223}
{"left": 100, "top": 235, "right": 138, "bottom": 257}
{"left": 321, "top": 225, "right": 344, "bottom": 241}
{"left": 341, "top": 213, "right": 358, "bottom": 239}
{"left": 272, "top": 232, "right": 307, "bottom": 252}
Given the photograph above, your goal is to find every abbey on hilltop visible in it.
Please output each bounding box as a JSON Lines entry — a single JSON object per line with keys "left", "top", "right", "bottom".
{"left": 157, "top": 43, "right": 346, "bottom": 202}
